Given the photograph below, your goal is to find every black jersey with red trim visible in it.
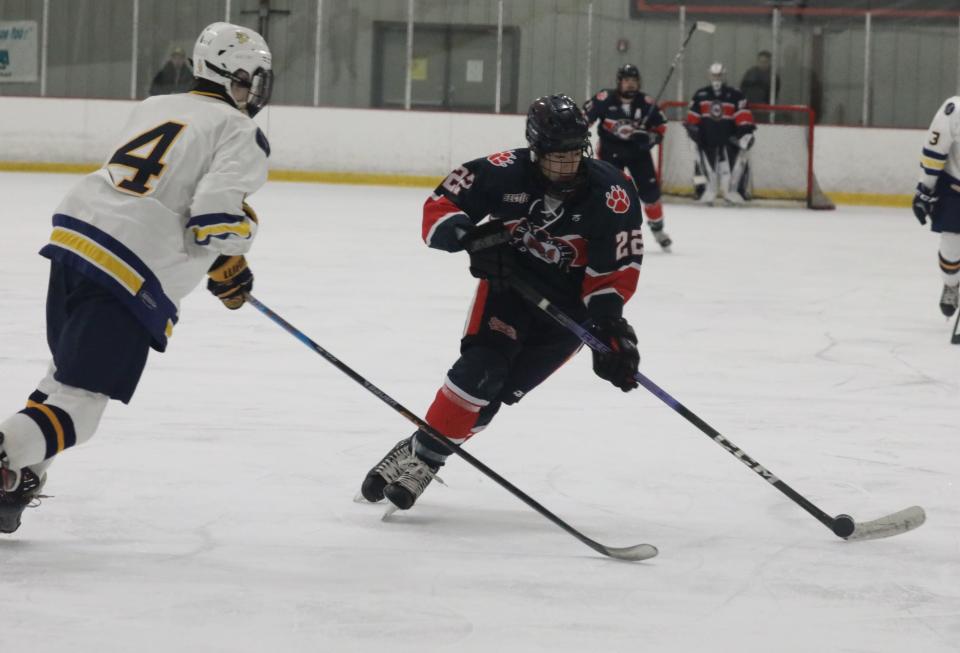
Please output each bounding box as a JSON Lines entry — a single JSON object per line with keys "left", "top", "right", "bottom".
{"left": 583, "top": 89, "right": 666, "bottom": 158}
{"left": 422, "top": 148, "right": 643, "bottom": 320}
{"left": 685, "top": 84, "right": 755, "bottom": 147}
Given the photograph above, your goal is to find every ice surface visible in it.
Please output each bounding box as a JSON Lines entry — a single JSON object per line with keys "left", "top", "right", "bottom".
{"left": 0, "top": 172, "right": 957, "bottom": 652}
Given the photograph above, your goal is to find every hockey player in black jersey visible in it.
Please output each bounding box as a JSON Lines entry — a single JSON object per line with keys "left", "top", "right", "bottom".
{"left": 684, "top": 62, "right": 757, "bottom": 204}
{"left": 360, "top": 95, "right": 643, "bottom": 510}
{"left": 584, "top": 64, "right": 672, "bottom": 250}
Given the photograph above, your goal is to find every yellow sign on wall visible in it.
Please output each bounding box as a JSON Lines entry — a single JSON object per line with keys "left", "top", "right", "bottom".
{"left": 410, "top": 57, "right": 428, "bottom": 81}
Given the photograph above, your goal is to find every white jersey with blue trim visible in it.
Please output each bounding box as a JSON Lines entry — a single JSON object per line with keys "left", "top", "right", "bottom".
{"left": 919, "top": 96, "right": 960, "bottom": 190}
{"left": 41, "top": 90, "right": 268, "bottom": 350}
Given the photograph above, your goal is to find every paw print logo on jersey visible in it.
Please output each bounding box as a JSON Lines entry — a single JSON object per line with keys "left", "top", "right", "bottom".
{"left": 487, "top": 150, "right": 517, "bottom": 168}
{"left": 605, "top": 185, "right": 631, "bottom": 214}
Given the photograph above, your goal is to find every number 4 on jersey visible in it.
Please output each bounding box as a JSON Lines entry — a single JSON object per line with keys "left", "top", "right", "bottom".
{"left": 108, "top": 121, "right": 186, "bottom": 195}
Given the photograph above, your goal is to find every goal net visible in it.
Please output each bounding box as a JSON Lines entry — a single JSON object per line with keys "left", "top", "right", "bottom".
{"left": 656, "top": 102, "right": 835, "bottom": 210}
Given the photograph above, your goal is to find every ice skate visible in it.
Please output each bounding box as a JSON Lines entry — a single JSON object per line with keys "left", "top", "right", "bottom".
{"left": 699, "top": 186, "right": 717, "bottom": 204}
{"left": 383, "top": 454, "right": 440, "bottom": 510}
{"left": 724, "top": 190, "right": 745, "bottom": 204}
{"left": 360, "top": 437, "right": 413, "bottom": 503}
{"left": 940, "top": 283, "right": 959, "bottom": 317}
{"left": 650, "top": 225, "right": 673, "bottom": 251}
{"left": 0, "top": 434, "right": 45, "bottom": 534}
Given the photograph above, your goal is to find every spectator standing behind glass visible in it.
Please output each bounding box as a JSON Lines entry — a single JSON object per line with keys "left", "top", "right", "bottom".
{"left": 149, "top": 47, "right": 193, "bottom": 96}
{"left": 740, "top": 51, "right": 781, "bottom": 106}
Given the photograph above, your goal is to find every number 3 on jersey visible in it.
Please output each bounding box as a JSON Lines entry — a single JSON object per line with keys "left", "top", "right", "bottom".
{"left": 108, "top": 121, "right": 186, "bottom": 196}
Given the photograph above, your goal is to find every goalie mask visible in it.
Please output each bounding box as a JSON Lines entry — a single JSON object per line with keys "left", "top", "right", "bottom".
{"left": 525, "top": 94, "right": 592, "bottom": 198}
{"left": 709, "top": 62, "right": 726, "bottom": 93}
{"left": 193, "top": 22, "right": 273, "bottom": 117}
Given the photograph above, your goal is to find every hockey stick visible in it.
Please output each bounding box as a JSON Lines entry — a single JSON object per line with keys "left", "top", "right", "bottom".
{"left": 244, "top": 294, "right": 657, "bottom": 561}
{"left": 638, "top": 21, "right": 716, "bottom": 131}
{"left": 505, "top": 279, "right": 926, "bottom": 542}
{"left": 952, "top": 308, "right": 960, "bottom": 344}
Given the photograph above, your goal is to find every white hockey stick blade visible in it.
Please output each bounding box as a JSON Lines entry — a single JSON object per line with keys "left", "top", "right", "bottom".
{"left": 696, "top": 21, "right": 716, "bottom": 33}
{"left": 844, "top": 505, "right": 926, "bottom": 542}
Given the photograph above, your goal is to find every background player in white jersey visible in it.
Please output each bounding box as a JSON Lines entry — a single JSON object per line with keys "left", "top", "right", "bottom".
{"left": 913, "top": 97, "right": 960, "bottom": 317}
{"left": 0, "top": 22, "right": 272, "bottom": 533}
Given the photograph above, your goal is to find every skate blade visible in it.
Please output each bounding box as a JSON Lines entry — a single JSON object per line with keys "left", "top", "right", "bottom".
{"left": 353, "top": 492, "right": 375, "bottom": 504}
{"left": 381, "top": 504, "right": 400, "bottom": 521}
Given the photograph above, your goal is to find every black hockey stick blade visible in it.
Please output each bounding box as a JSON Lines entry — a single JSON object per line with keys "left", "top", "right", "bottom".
{"left": 951, "top": 309, "right": 960, "bottom": 344}
{"left": 844, "top": 505, "right": 926, "bottom": 542}
{"left": 506, "top": 278, "right": 927, "bottom": 545}
{"left": 246, "top": 294, "right": 658, "bottom": 562}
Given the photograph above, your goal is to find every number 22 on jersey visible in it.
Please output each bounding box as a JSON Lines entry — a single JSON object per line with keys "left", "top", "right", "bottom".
{"left": 107, "top": 121, "right": 186, "bottom": 196}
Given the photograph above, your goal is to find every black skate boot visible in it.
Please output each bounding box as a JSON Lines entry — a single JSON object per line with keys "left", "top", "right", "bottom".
{"left": 0, "top": 434, "right": 45, "bottom": 534}
{"left": 940, "top": 283, "right": 959, "bottom": 317}
{"left": 360, "top": 437, "right": 413, "bottom": 503}
{"left": 383, "top": 454, "right": 440, "bottom": 510}
{"left": 649, "top": 223, "right": 672, "bottom": 251}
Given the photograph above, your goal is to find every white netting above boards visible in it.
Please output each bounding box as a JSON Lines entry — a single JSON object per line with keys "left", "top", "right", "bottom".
{"left": 656, "top": 102, "right": 835, "bottom": 210}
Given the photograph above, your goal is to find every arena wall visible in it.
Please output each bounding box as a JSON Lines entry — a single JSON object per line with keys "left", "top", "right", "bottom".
{"left": 0, "top": 96, "right": 921, "bottom": 206}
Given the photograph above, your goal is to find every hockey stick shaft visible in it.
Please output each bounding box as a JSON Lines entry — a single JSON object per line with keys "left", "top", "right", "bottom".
{"left": 244, "top": 294, "right": 656, "bottom": 561}
{"left": 639, "top": 22, "right": 711, "bottom": 131}
{"left": 952, "top": 308, "right": 960, "bottom": 344}
{"left": 506, "top": 279, "right": 841, "bottom": 534}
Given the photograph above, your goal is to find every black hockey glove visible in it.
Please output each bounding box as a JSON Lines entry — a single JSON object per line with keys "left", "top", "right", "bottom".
{"left": 591, "top": 316, "right": 640, "bottom": 392}
{"left": 913, "top": 183, "right": 938, "bottom": 226}
{"left": 207, "top": 255, "right": 253, "bottom": 310}
{"left": 684, "top": 123, "right": 701, "bottom": 144}
{"left": 459, "top": 221, "right": 517, "bottom": 291}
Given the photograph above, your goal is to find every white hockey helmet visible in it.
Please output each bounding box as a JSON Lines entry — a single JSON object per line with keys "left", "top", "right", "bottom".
{"left": 709, "top": 62, "right": 726, "bottom": 91}
{"left": 193, "top": 22, "right": 273, "bottom": 115}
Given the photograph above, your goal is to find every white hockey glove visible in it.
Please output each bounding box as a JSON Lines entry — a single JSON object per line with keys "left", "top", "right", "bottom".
{"left": 732, "top": 133, "right": 755, "bottom": 151}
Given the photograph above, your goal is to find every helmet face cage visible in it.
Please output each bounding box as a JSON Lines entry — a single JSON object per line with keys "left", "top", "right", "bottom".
{"left": 247, "top": 67, "right": 273, "bottom": 115}
{"left": 525, "top": 95, "right": 591, "bottom": 195}
{"left": 617, "top": 64, "right": 641, "bottom": 98}
{"left": 709, "top": 62, "right": 726, "bottom": 91}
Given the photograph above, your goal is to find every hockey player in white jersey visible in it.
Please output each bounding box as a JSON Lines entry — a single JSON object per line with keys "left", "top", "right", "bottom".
{"left": 914, "top": 97, "right": 960, "bottom": 317}
{"left": 0, "top": 22, "right": 272, "bottom": 533}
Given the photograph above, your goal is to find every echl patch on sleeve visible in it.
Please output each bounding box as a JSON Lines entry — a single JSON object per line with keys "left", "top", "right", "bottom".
{"left": 946, "top": 102, "right": 955, "bottom": 115}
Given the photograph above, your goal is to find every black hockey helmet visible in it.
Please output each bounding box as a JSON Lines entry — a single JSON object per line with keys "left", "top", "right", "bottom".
{"left": 525, "top": 95, "right": 590, "bottom": 197}
{"left": 525, "top": 94, "right": 590, "bottom": 155}
{"left": 617, "top": 63, "right": 641, "bottom": 82}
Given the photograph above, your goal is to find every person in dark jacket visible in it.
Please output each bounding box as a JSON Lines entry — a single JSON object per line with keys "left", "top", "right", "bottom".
{"left": 149, "top": 47, "right": 193, "bottom": 96}
{"left": 740, "top": 51, "right": 780, "bottom": 106}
